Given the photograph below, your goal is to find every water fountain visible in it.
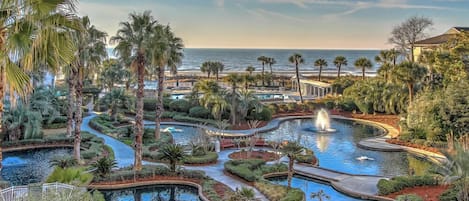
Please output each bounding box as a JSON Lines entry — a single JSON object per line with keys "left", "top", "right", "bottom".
{"left": 304, "top": 109, "right": 336, "bottom": 133}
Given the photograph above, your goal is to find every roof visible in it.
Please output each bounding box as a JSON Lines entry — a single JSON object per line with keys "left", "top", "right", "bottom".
{"left": 453, "top": 27, "right": 469, "bottom": 32}
{"left": 414, "top": 34, "right": 455, "bottom": 47}
{"left": 299, "top": 80, "right": 331, "bottom": 88}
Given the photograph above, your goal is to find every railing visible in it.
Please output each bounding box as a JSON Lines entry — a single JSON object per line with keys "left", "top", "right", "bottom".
{"left": 0, "top": 182, "right": 84, "bottom": 201}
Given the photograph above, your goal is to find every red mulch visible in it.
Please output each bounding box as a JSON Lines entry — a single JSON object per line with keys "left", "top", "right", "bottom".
{"left": 387, "top": 185, "right": 449, "bottom": 201}
{"left": 228, "top": 150, "right": 278, "bottom": 162}
{"left": 386, "top": 139, "right": 442, "bottom": 154}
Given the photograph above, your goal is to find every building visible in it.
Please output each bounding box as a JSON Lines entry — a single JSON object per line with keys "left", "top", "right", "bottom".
{"left": 291, "top": 75, "right": 333, "bottom": 99}
{"left": 413, "top": 27, "right": 469, "bottom": 61}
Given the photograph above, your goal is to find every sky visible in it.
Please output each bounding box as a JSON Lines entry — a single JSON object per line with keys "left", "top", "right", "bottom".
{"left": 78, "top": 0, "right": 469, "bottom": 50}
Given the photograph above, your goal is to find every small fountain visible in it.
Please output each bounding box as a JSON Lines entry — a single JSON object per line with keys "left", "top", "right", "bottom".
{"left": 2, "top": 157, "right": 27, "bottom": 167}
{"left": 303, "top": 109, "right": 336, "bottom": 133}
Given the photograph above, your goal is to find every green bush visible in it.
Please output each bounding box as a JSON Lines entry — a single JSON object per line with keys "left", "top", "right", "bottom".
{"left": 224, "top": 159, "right": 267, "bottom": 182}
{"left": 377, "top": 175, "right": 439, "bottom": 195}
{"left": 169, "top": 99, "right": 190, "bottom": 113}
{"left": 281, "top": 188, "right": 305, "bottom": 201}
{"left": 337, "top": 98, "right": 358, "bottom": 112}
{"left": 255, "top": 181, "right": 305, "bottom": 201}
{"left": 439, "top": 184, "right": 459, "bottom": 201}
{"left": 396, "top": 194, "right": 423, "bottom": 201}
{"left": 248, "top": 106, "right": 272, "bottom": 121}
{"left": 189, "top": 106, "right": 212, "bottom": 119}
{"left": 172, "top": 115, "right": 217, "bottom": 126}
{"left": 286, "top": 103, "right": 297, "bottom": 112}
{"left": 267, "top": 103, "right": 279, "bottom": 115}
{"left": 143, "top": 98, "right": 157, "bottom": 111}
{"left": 46, "top": 167, "right": 93, "bottom": 185}
{"left": 184, "top": 152, "right": 218, "bottom": 164}
{"left": 296, "top": 154, "right": 316, "bottom": 164}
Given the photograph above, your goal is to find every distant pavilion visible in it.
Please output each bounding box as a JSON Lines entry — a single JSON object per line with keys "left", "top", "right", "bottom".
{"left": 291, "top": 75, "right": 332, "bottom": 99}
{"left": 413, "top": 27, "right": 469, "bottom": 61}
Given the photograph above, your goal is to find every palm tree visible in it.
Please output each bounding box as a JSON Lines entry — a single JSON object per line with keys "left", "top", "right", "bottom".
{"left": 242, "top": 74, "right": 255, "bottom": 90}
{"left": 280, "top": 141, "right": 304, "bottom": 189}
{"left": 195, "top": 80, "right": 228, "bottom": 120}
{"left": 257, "top": 56, "right": 267, "bottom": 86}
{"left": 159, "top": 144, "right": 187, "bottom": 172}
{"left": 333, "top": 56, "right": 347, "bottom": 78}
{"left": 314, "top": 59, "right": 328, "bottom": 81}
{"left": 91, "top": 158, "right": 117, "bottom": 178}
{"left": 3, "top": 105, "right": 43, "bottom": 140}
{"left": 226, "top": 73, "right": 243, "bottom": 125}
{"left": 288, "top": 53, "right": 305, "bottom": 103}
{"left": 237, "top": 89, "right": 261, "bottom": 124}
{"left": 150, "top": 25, "right": 184, "bottom": 140}
{"left": 311, "top": 190, "right": 330, "bottom": 201}
{"left": 101, "top": 88, "right": 134, "bottom": 122}
{"left": 110, "top": 11, "right": 158, "bottom": 171}
{"left": 227, "top": 187, "right": 257, "bottom": 201}
{"left": 0, "top": 0, "right": 78, "bottom": 168}
{"left": 201, "top": 61, "right": 212, "bottom": 78}
{"left": 100, "top": 59, "right": 126, "bottom": 91}
{"left": 245, "top": 66, "right": 255, "bottom": 75}
{"left": 266, "top": 57, "right": 276, "bottom": 74}
{"left": 354, "top": 57, "right": 373, "bottom": 80}
{"left": 72, "top": 16, "right": 107, "bottom": 162}
{"left": 390, "top": 61, "right": 427, "bottom": 103}
{"left": 375, "top": 50, "right": 395, "bottom": 82}
{"left": 49, "top": 156, "right": 78, "bottom": 169}
{"left": 212, "top": 61, "right": 224, "bottom": 81}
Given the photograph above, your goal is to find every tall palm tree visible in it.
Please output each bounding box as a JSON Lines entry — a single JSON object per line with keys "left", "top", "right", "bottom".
{"left": 375, "top": 50, "right": 395, "bottom": 82}
{"left": 314, "top": 58, "right": 328, "bottom": 81}
{"left": 0, "top": 0, "right": 78, "bottom": 169}
{"left": 72, "top": 16, "right": 107, "bottom": 162}
{"left": 150, "top": 25, "right": 184, "bottom": 140}
{"left": 354, "top": 57, "right": 373, "bottom": 80}
{"left": 390, "top": 61, "right": 427, "bottom": 103}
{"left": 212, "top": 61, "right": 224, "bottom": 81}
{"left": 201, "top": 61, "right": 212, "bottom": 78}
{"left": 257, "top": 56, "right": 267, "bottom": 86}
{"left": 281, "top": 142, "right": 304, "bottom": 189}
{"left": 333, "top": 56, "right": 347, "bottom": 78}
{"left": 266, "top": 57, "right": 276, "bottom": 74}
{"left": 242, "top": 74, "right": 254, "bottom": 90}
{"left": 288, "top": 53, "right": 305, "bottom": 103}
{"left": 195, "top": 80, "right": 228, "bottom": 120}
{"left": 110, "top": 11, "right": 158, "bottom": 171}
{"left": 225, "top": 73, "right": 243, "bottom": 125}
{"left": 245, "top": 66, "right": 255, "bottom": 75}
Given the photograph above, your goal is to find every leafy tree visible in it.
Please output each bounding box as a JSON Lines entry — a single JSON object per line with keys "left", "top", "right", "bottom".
{"left": 159, "top": 144, "right": 187, "bottom": 172}
{"left": 289, "top": 53, "right": 305, "bottom": 103}
{"left": 100, "top": 88, "right": 134, "bottom": 122}
{"left": 333, "top": 56, "right": 347, "bottom": 78}
{"left": 388, "top": 16, "right": 433, "bottom": 61}
{"left": 110, "top": 11, "right": 158, "bottom": 171}
{"left": 391, "top": 61, "right": 427, "bottom": 103}
{"left": 280, "top": 142, "right": 304, "bottom": 189}
{"left": 91, "top": 158, "right": 117, "bottom": 178}
{"left": 314, "top": 58, "right": 328, "bottom": 81}
{"left": 354, "top": 57, "right": 373, "bottom": 80}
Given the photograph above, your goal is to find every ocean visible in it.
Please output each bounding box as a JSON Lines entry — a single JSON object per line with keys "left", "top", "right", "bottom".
{"left": 107, "top": 48, "right": 383, "bottom": 73}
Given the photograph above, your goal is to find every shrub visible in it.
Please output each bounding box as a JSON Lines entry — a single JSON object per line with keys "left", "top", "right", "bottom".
{"left": 91, "top": 158, "right": 117, "bottom": 178}
{"left": 377, "top": 175, "right": 439, "bottom": 195}
{"left": 249, "top": 107, "right": 272, "bottom": 121}
{"left": 224, "top": 159, "right": 267, "bottom": 182}
{"left": 255, "top": 181, "right": 305, "bottom": 201}
{"left": 143, "top": 98, "right": 157, "bottom": 111}
{"left": 46, "top": 167, "right": 93, "bottom": 186}
{"left": 184, "top": 152, "right": 218, "bottom": 164}
{"left": 296, "top": 154, "right": 316, "bottom": 164}
{"left": 439, "top": 184, "right": 460, "bottom": 201}
{"left": 267, "top": 103, "right": 279, "bottom": 115}
{"left": 286, "top": 103, "right": 297, "bottom": 112}
{"left": 396, "top": 194, "right": 423, "bottom": 201}
{"left": 281, "top": 188, "right": 305, "bottom": 201}
{"left": 189, "top": 106, "right": 212, "bottom": 119}
{"left": 172, "top": 115, "right": 217, "bottom": 126}
{"left": 169, "top": 99, "right": 190, "bottom": 113}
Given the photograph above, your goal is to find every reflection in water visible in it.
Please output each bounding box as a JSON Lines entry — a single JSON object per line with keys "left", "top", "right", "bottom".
{"left": 262, "top": 119, "right": 432, "bottom": 177}
{"left": 315, "top": 135, "right": 330, "bottom": 152}
{"left": 102, "top": 185, "right": 201, "bottom": 201}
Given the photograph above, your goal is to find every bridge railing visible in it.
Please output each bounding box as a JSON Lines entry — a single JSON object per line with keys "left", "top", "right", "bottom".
{"left": 0, "top": 182, "right": 84, "bottom": 201}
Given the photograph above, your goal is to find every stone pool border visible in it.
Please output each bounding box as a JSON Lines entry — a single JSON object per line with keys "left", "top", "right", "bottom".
{"left": 88, "top": 180, "right": 210, "bottom": 201}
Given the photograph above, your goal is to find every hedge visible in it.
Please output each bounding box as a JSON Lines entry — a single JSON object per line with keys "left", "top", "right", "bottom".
{"left": 377, "top": 175, "right": 440, "bottom": 195}
{"left": 184, "top": 152, "right": 218, "bottom": 164}
{"left": 169, "top": 99, "right": 191, "bottom": 113}
{"left": 396, "top": 194, "right": 423, "bottom": 201}
{"left": 224, "top": 159, "right": 266, "bottom": 182}
{"left": 189, "top": 106, "right": 212, "bottom": 119}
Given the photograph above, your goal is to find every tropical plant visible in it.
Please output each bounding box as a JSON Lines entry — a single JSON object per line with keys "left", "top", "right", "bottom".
{"left": 195, "top": 80, "right": 228, "bottom": 120}
{"left": 158, "top": 144, "right": 187, "bottom": 172}
{"left": 354, "top": 57, "right": 373, "bottom": 80}
{"left": 201, "top": 61, "right": 212, "bottom": 78}
{"left": 100, "top": 88, "right": 134, "bottom": 121}
{"left": 314, "top": 58, "right": 328, "bottom": 81}
{"left": 212, "top": 61, "right": 224, "bottom": 80}
{"left": 150, "top": 24, "right": 184, "bottom": 141}
{"left": 266, "top": 57, "right": 276, "bottom": 74}
{"left": 46, "top": 167, "right": 93, "bottom": 186}
{"left": 333, "top": 56, "right": 347, "bottom": 78}
{"left": 226, "top": 73, "right": 243, "bottom": 125}
{"left": 0, "top": 0, "right": 78, "bottom": 169}
{"left": 242, "top": 74, "right": 255, "bottom": 90}
{"left": 91, "top": 158, "right": 117, "bottom": 178}
{"left": 3, "top": 105, "right": 43, "bottom": 140}
{"left": 437, "top": 143, "right": 469, "bottom": 201}
{"left": 226, "top": 187, "right": 257, "bottom": 201}
{"left": 289, "top": 53, "right": 305, "bottom": 103}
{"left": 237, "top": 89, "right": 261, "bottom": 123}
{"left": 390, "top": 61, "right": 427, "bottom": 103}
{"left": 100, "top": 59, "right": 127, "bottom": 91}
{"left": 110, "top": 11, "right": 158, "bottom": 171}
{"left": 280, "top": 141, "right": 304, "bottom": 189}
{"left": 257, "top": 56, "right": 268, "bottom": 86}
{"left": 310, "top": 190, "right": 330, "bottom": 201}
{"left": 246, "top": 66, "right": 255, "bottom": 75}
{"left": 26, "top": 188, "right": 104, "bottom": 201}
{"left": 50, "top": 156, "right": 78, "bottom": 169}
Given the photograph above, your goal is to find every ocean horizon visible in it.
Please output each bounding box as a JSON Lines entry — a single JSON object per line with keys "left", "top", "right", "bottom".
{"left": 107, "top": 48, "right": 388, "bottom": 73}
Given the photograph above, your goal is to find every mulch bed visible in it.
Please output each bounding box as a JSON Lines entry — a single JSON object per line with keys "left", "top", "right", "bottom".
{"left": 385, "top": 139, "right": 442, "bottom": 154}
{"left": 386, "top": 185, "right": 449, "bottom": 201}
{"left": 228, "top": 150, "right": 278, "bottom": 162}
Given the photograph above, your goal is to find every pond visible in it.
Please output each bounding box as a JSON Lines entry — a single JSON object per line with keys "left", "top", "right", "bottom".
{"left": 101, "top": 184, "right": 201, "bottom": 201}
{"left": 1, "top": 148, "right": 72, "bottom": 186}
{"left": 146, "top": 125, "right": 202, "bottom": 145}
{"left": 269, "top": 175, "right": 365, "bottom": 201}
{"left": 261, "top": 119, "right": 432, "bottom": 177}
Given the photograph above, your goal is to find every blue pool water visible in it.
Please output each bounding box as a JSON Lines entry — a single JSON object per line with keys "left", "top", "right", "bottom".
{"left": 261, "top": 119, "right": 425, "bottom": 177}
{"left": 101, "top": 184, "right": 201, "bottom": 201}
{"left": 145, "top": 125, "right": 202, "bottom": 145}
{"left": 255, "top": 93, "right": 285, "bottom": 100}
{"left": 269, "top": 175, "right": 365, "bottom": 201}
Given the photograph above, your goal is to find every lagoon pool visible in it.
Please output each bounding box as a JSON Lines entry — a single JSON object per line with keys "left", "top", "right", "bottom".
{"left": 145, "top": 125, "right": 202, "bottom": 145}
{"left": 101, "top": 184, "right": 201, "bottom": 201}
{"left": 261, "top": 119, "right": 431, "bottom": 177}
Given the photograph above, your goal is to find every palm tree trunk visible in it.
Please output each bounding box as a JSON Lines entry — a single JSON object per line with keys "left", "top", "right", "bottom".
{"left": 74, "top": 66, "right": 83, "bottom": 162}
{"left": 67, "top": 67, "right": 76, "bottom": 137}
{"left": 362, "top": 68, "right": 365, "bottom": 80}
{"left": 0, "top": 66, "right": 5, "bottom": 169}
{"left": 337, "top": 65, "right": 341, "bottom": 78}
{"left": 134, "top": 53, "right": 145, "bottom": 171}
{"left": 318, "top": 67, "right": 322, "bottom": 81}
{"left": 270, "top": 64, "right": 273, "bottom": 74}
{"left": 288, "top": 157, "right": 294, "bottom": 189}
{"left": 295, "top": 64, "right": 304, "bottom": 103}
{"left": 407, "top": 83, "right": 413, "bottom": 103}
{"left": 262, "top": 63, "right": 265, "bottom": 87}
{"left": 155, "top": 65, "right": 165, "bottom": 140}
{"left": 231, "top": 86, "right": 236, "bottom": 125}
